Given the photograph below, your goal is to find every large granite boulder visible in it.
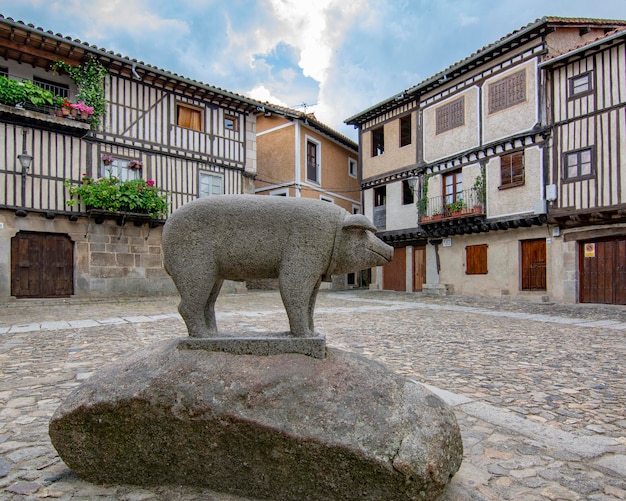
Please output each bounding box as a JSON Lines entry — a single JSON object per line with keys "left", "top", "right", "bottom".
{"left": 49, "top": 340, "right": 462, "bottom": 500}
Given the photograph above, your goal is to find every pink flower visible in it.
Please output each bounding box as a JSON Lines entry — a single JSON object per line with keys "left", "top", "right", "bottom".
{"left": 146, "top": 179, "right": 155, "bottom": 186}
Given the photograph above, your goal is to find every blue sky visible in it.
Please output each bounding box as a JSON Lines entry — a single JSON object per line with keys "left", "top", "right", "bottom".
{"left": 2, "top": 0, "right": 625, "bottom": 139}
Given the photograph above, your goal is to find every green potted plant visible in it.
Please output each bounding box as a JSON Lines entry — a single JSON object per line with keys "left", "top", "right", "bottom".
{"left": 447, "top": 199, "right": 467, "bottom": 216}
{"left": 52, "top": 58, "right": 108, "bottom": 129}
{"left": 472, "top": 168, "right": 486, "bottom": 213}
{"left": 65, "top": 175, "right": 169, "bottom": 218}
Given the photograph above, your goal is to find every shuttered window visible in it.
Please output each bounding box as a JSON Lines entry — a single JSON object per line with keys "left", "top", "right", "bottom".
{"left": 466, "top": 244, "right": 488, "bottom": 275}
{"left": 488, "top": 69, "right": 526, "bottom": 114}
{"left": 500, "top": 151, "right": 524, "bottom": 188}
{"left": 436, "top": 97, "right": 464, "bottom": 134}
{"left": 177, "top": 103, "right": 203, "bottom": 131}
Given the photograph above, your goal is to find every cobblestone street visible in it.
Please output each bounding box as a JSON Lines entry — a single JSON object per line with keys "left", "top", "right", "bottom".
{"left": 1, "top": 290, "right": 625, "bottom": 500}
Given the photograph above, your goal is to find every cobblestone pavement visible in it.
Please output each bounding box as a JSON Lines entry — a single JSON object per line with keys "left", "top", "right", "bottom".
{"left": 1, "top": 290, "right": 625, "bottom": 500}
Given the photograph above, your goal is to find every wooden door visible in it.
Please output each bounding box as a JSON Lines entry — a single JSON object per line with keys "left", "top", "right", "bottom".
{"left": 11, "top": 232, "right": 74, "bottom": 298}
{"left": 580, "top": 238, "right": 626, "bottom": 305}
{"left": 413, "top": 246, "right": 426, "bottom": 291}
{"left": 521, "top": 239, "right": 546, "bottom": 291}
{"left": 383, "top": 246, "right": 405, "bottom": 291}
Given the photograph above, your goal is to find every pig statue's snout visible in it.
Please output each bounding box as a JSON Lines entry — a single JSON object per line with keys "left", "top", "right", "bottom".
{"left": 369, "top": 233, "right": 394, "bottom": 265}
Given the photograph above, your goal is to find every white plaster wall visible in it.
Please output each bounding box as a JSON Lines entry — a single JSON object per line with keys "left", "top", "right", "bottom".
{"left": 437, "top": 227, "right": 551, "bottom": 298}
{"left": 386, "top": 181, "right": 418, "bottom": 231}
{"left": 486, "top": 146, "right": 543, "bottom": 217}
{"left": 423, "top": 87, "right": 479, "bottom": 163}
{"left": 482, "top": 61, "right": 538, "bottom": 144}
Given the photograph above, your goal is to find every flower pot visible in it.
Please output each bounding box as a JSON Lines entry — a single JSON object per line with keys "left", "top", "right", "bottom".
{"left": 70, "top": 108, "right": 78, "bottom": 117}
{"left": 80, "top": 110, "right": 89, "bottom": 120}
{"left": 432, "top": 214, "right": 443, "bottom": 220}
{"left": 56, "top": 109, "right": 63, "bottom": 117}
{"left": 62, "top": 108, "right": 70, "bottom": 116}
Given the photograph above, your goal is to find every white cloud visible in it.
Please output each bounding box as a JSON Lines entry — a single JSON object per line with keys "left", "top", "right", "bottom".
{"left": 247, "top": 85, "right": 289, "bottom": 107}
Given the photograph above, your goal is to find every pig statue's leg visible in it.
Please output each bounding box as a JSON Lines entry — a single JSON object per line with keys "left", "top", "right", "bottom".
{"left": 204, "top": 279, "right": 223, "bottom": 334}
{"left": 279, "top": 267, "right": 321, "bottom": 337}
{"left": 307, "top": 279, "right": 321, "bottom": 334}
{"left": 176, "top": 265, "right": 218, "bottom": 338}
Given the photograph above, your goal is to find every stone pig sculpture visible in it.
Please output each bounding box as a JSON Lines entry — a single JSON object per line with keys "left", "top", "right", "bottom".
{"left": 162, "top": 195, "right": 393, "bottom": 337}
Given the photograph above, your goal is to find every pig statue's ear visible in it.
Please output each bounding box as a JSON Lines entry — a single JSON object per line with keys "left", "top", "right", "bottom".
{"left": 342, "top": 214, "right": 378, "bottom": 233}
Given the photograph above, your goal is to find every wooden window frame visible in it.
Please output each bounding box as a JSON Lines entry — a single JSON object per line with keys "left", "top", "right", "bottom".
{"left": 306, "top": 137, "right": 321, "bottom": 184}
{"left": 499, "top": 151, "right": 525, "bottom": 189}
{"left": 568, "top": 71, "right": 593, "bottom": 99}
{"left": 488, "top": 69, "right": 526, "bottom": 114}
{"left": 177, "top": 103, "right": 203, "bottom": 131}
{"left": 399, "top": 115, "right": 412, "bottom": 147}
{"left": 436, "top": 97, "right": 465, "bottom": 134}
{"left": 371, "top": 126, "right": 384, "bottom": 156}
{"left": 466, "top": 244, "right": 488, "bottom": 275}
{"left": 224, "top": 114, "right": 238, "bottom": 131}
{"left": 563, "top": 147, "right": 594, "bottom": 182}
{"left": 443, "top": 170, "right": 463, "bottom": 204}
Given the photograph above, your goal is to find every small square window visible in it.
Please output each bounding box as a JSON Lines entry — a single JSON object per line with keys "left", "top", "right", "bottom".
{"left": 199, "top": 172, "right": 223, "bottom": 197}
{"left": 224, "top": 115, "right": 238, "bottom": 131}
{"left": 177, "top": 103, "right": 203, "bottom": 131}
{"left": 569, "top": 72, "right": 593, "bottom": 98}
{"left": 436, "top": 97, "right": 465, "bottom": 134}
{"left": 564, "top": 148, "right": 594, "bottom": 180}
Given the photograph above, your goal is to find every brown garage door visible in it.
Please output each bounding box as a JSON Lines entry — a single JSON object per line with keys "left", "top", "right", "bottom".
{"left": 579, "top": 238, "right": 626, "bottom": 305}
{"left": 11, "top": 232, "right": 74, "bottom": 298}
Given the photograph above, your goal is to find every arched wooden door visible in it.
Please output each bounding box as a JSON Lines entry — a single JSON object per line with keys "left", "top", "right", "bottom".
{"left": 11, "top": 232, "right": 74, "bottom": 298}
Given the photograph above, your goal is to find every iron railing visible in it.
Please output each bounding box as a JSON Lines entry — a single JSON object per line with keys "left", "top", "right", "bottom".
{"left": 420, "top": 187, "right": 484, "bottom": 221}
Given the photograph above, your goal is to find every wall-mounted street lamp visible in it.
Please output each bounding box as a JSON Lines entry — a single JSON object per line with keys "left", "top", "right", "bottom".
{"left": 17, "top": 143, "right": 33, "bottom": 215}
{"left": 407, "top": 176, "right": 417, "bottom": 192}
{"left": 18, "top": 151, "right": 33, "bottom": 171}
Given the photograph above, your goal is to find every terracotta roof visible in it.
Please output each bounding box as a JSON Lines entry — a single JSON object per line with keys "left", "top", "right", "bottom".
{"left": 346, "top": 16, "right": 626, "bottom": 125}
{"left": 0, "top": 15, "right": 355, "bottom": 147}
{"left": 542, "top": 25, "right": 626, "bottom": 63}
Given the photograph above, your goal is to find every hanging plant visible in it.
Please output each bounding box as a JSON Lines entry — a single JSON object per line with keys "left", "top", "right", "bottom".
{"left": 52, "top": 58, "right": 108, "bottom": 129}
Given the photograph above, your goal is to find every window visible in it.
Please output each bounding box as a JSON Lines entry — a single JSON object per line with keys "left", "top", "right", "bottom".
{"left": 33, "top": 77, "right": 69, "bottom": 99}
{"left": 569, "top": 72, "right": 593, "bottom": 98}
{"left": 443, "top": 171, "right": 463, "bottom": 204}
{"left": 348, "top": 158, "right": 357, "bottom": 178}
{"left": 371, "top": 126, "right": 384, "bottom": 156}
{"left": 224, "top": 115, "right": 238, "bottom": 131}
{"left": 100, "top": 158, "right": 140, "bottom": 181}
{"left": 374, "top": 186, "right": 386, "bottom": 207}
{"left": 564, "top": 148, "right": 594, "bottom": 180}
{"left": 466, "top": 244, "right": 488, "bottom": 275}
{"left": 199, "top": 172, "right": 223, "bottom": 197}
{"left": 177, "top": 103, "right": 202, "bottom": 131}
{"left": 500, "top": 151, "right": 524, "bottom": 188}
{"left": 400, "top": 115, "right": 412, "bottom": 147}
{"left": 488, "top": 69, "right": 526, "bottom": 114}
{"left": 402, "top": 179, "right": 414, "bottom": 205}
{"left": 0, "top": 67, "right": 8, "bottom": 77}
{"left": 436, "top": 97, "right": 464, "bottom": 134}
{"left": 306, "top": 138, "right": 320, "bottom": 183}
{"left": 320, "top": 196, "right": 333, "bottom": 203}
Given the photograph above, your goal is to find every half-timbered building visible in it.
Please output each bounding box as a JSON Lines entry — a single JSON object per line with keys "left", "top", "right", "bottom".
{"left": 540, "top": 26, "right": 626, "bottom": 304}
{"left": 0, "top": 16, "right": 265, "bottom": 299}
{"left": 346, "top": 16, "right": 626, "bottom": 303}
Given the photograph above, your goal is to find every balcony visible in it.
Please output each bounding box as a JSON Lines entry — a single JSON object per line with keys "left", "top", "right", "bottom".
{"left": 419, "top": 188, "right": 485, "bottom": 223}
